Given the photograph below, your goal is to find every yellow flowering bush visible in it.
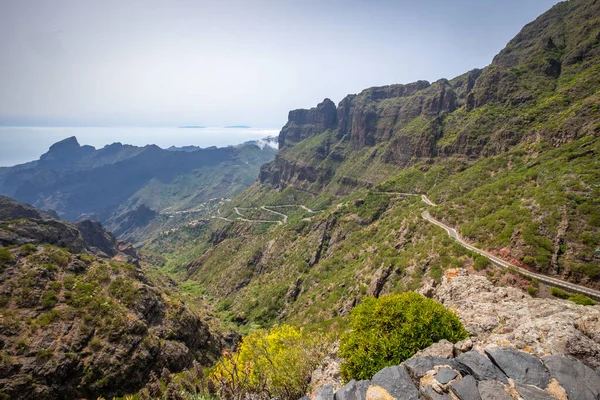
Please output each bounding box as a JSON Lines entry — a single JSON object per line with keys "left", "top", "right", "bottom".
{"left": 211, "top": 325, "right": 327, "bottom": 400}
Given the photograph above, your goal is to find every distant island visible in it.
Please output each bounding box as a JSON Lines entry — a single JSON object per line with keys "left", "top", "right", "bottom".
{"left": 179, "top": 125, "right": 206, "bottom": 129}
{"left": 224, "top": 125, "right": 252, "bottom": 129}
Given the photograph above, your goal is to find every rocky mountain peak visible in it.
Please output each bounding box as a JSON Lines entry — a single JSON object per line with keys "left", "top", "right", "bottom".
{"left": 280, "top": 98, "right": 338, "bottom": 149}
{"left": 39, "top": 136, "right": 95, "bottom": 165}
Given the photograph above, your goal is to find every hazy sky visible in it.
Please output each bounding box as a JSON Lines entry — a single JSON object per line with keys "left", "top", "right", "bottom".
{"left": 0, "top": 0, "right": 558, "bottom": 128}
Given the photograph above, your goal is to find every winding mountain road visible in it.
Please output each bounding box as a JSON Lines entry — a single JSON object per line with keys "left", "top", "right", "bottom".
{"left": 202, "top": 189, "right": 600, "bottom": 300}
{"left": 374, "top": 190, "right": 600, "bottom": 300}
{"left": 421, "top": 210, "right": 600, "bottom": 301}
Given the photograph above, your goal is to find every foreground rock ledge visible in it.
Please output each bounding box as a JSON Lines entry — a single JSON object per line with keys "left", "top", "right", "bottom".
{"left": 312, "top": 347, "right": 599, "bottom": 400}
{"left": 309, "top": 269, "right": 600, "bottom": 400}
{"left": 422, "top": 268, "right": 600, "bottom": 370}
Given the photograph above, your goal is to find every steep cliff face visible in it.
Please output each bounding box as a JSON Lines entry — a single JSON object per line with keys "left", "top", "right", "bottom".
{"left": 279, "top": 99, "right": 338, "bottom": 149}
{"left": 260, "top": 80, "right": 463, "bottom": 190}
{"left": 260, "top": 0, "right": 600, "bottom": 193}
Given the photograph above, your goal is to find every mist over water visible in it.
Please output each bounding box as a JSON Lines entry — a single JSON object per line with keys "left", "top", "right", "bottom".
{"left": 0, "top": 126, "right": 280, "bottom": 167}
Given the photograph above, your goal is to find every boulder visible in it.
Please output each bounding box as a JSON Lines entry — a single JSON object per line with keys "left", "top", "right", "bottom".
{"left": 515, "top": 384, "right": 556, "bottom": 400}
{"left": 430, "top": 269, "right": 600, "bottom": 370}
{"left": 455, "top": 351, "right": 508, "bottom": 383}
{"left": 453, "top": 338, "right": 473, "bottom": 357}
{"left": 476, "top": 380, "right": 513, "bottom": 400}
{"left": 420, "top": 386, "right": 451, "bottom": 399}
{"left": 542, "top": 355, "right": 600, "bottom": 400}
{"left": 485, "top": 347, "right": 550, "bottom": 388}
{"left": 369, "top": 366, "right": 418, "bottom": 400}
{"left": 412, "top": 340, "right": 454, "bottom": 359}
{"left": 334, "top": 379, "right": 370, "bottom": 400}
{"left": 404, "top": 357, "right": 457, "bottom": 380}
{"left": 435, "top": 368, "right": 457, "bottom": 384}
{"left": 314, "top": 384, "right": 335, "bottom": 400}
{"left": 450, "top": 376, "right": 481, "bottom": 400}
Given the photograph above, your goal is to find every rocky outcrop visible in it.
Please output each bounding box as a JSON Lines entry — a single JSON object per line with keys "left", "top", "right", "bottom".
{"left": 260, "top": 0, "right": 600, "bottom": 193}
{"left": 38, "top": 136, "right": 95, "bottom": 167}
{"left": 0, "top": 195, "right": 53, "bottom": 220}
{"left": 260, "top": 80, "right": 461, "bottom": 190}
{"left": 421, "top": 269, "right": 600, "bottom": 370}
{"left": 306, "top": 269, "right": 600, "bottom": 400}
{"left": 311, "top": 346, "right": 599, "bottom": 400}
{"left": 0, "top": 196, "right": 121, "bottom": 257}
{"left": 279, "top": 99, "right": 338, "bottom": 149}
{"left": 0, "top": 201, "right": 221, "bottom": 399}
{"left": 75, "top": 219, "right": 119, "bottom": 257}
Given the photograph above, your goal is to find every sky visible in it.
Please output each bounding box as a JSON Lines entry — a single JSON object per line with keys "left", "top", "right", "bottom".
{"left": 0, "top": 0, "right": 560, "bottom": 130}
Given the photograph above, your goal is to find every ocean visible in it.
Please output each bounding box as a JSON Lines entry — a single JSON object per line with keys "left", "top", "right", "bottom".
{"left": 0, "top": 126, "right": 280, "bottom": 167}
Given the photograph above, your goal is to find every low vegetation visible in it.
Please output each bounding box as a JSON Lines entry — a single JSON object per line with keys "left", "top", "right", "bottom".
{"left": 550, "top": 287, "right": 596, "bottom": 305}
{"left": 339, "top": 293, "right": 468, "bottom": 381}
{"left": 211, "top": 325, "right": 328, "bottom": 400}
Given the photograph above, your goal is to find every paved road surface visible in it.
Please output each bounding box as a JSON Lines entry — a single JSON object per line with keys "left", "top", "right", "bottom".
{"left": 422, "top": 211, "right": 600, "bottom": 301}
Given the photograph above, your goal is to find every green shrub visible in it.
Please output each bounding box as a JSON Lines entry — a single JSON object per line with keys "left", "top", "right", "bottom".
{"left": 89, "top": 337, "right": 103, "bottom": 351}
{"left": 48, "top": 248, "right": 70, "bottom": 267}
{"left": 473, "top": 255, "right": 490, "bottom": 271}
{"left": 522, "top": 256, "right": 536, "bottom": 266}
{"left": 339, "top": 293, "right": 468, "bottom": 381}
{"left": 19, "top": 244, "right": 37, "bottom": 256}
{"left": 35, "top": 310, "right": 60, "bottom": 326}
{"left": 36, "top": 349, "right": 54, "bottom": 359}
{"left": 527, "top": 285, "right": 539, "bottom": 297}
{"left": 15, "top": 339, "right": 29, "bottom": 354}
{"left": 567, "top": 293, "right": 596, "bottom": 306}
{"left": 0, "top": 248, "right": 14, "bottom": 266}
{"left": 108, "top": 276, "right": 138, "bottom": 307}
{"left": 550, "top": 287, "right": 570, "bottom": 299}
{"left": 41, "top": 290, "right": 58, "bottom": 308}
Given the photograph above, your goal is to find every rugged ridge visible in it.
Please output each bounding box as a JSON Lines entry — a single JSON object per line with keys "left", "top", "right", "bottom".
{"left": 0, "top": 136, "right": 277, "bottom": 243}
{"left": 260, "top": 0, "right": 600, "bottom": 193}
{"left": 0, "top": 196, "right": 120, "bottom": 257}
{"left": 0, "top": 197, "right": 221, "bottom": 399}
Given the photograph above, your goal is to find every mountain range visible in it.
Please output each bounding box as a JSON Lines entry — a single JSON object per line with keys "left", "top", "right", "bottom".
{"left": 147, "top": 0, "right": 600, "bottom": 330}
{"left": 0, "top": 136, "right": 277, "bottom": 243}
{"left": 1, "top": 0, "right": 600, "bottom": 398}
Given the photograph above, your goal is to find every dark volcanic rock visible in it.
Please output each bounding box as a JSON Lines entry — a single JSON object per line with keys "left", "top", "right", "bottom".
{"left": 76, "top": 220, "right": 119, "bottom": 257}
{"left": 370, "top": 365, "right": 418, "bottom": 400}
{"left": 450, "top": 375, "right": 481, "bottom": 400}
{"left": 279, "top": 98, "right": 338, "bottom": 149}
{"left": 476, "top": 380, "right": 513, "bottom": 400}
{"left": 542, "top": 355, "right": 600, "bottom": 400}
{"left": 515, "top": 383, "right": 556, "bottom": 400}
{"left": 405, "top": 356, "right": 458, "bottom": 380}
{"left": 314, "top": 383, "right": 335, "bottom": 400}
{"left": 0, "top": 195, "right": 47, "bottom": 220}
{"left": 0, "top": 196, "right": 121, "bottom": 257}
{"left": 0, "top": 217, "right": 88, "bottom": 253}
{"left": 455, "top": 351, "right": 508, "bottom": 383}
{"left": 435, "top": 368, "right": 458, "bottom": 384}
{"left": 485, "top": 347, "right": 550, "bottom": 388}
{"left": 420, "top": 387, "right": 452, "bottom": 400}
{"left": 334, "top": 379, "right": 370, "bottom": 400}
